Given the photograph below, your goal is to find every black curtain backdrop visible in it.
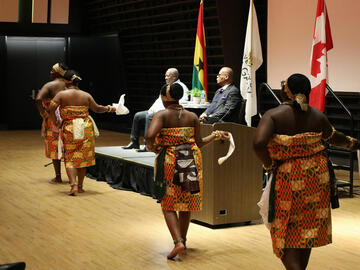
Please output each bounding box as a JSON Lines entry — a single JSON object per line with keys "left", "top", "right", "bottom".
{"left": 216, "top": 0, "right": 267, "bottom": 86}
{"left": 216, "top": 0, "right": 267, "bottom": 125}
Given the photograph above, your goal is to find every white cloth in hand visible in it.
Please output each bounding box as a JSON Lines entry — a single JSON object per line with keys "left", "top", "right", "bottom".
{"left": 89, "top": 115, "right": 100, "bottom": 137}
{"left": 114, "top": 94, "right": 129, "bottom": 115}
{"left": 218, "top": 132, "right": 235, "bottom": 165}
{"left": 257, "top": 174, "right": 273, "bottom": 230}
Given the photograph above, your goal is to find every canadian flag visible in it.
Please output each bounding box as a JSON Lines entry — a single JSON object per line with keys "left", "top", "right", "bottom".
{"left": 309, "top": 0, "right": 333, "bottom": 112}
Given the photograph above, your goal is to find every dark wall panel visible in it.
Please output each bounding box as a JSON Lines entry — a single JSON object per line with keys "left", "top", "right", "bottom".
{"left": 2, "top": 35, "right": 127, "bottom": 130}
{"left": 5, "top": 37, "right": 65, "bottom": 129}
{"left": 69, "top": 35, "right": 128, "bottom": 131}
{"left": 0, "top": 37, "right": 7, "bottom": 129}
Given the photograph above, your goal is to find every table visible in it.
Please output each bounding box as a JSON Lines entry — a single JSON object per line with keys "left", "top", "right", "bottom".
{"left": 181, "top": 102, "right": 210, "bottom": 116}
{"left": 182, "top": 102, "right": 210, "bottom": 109}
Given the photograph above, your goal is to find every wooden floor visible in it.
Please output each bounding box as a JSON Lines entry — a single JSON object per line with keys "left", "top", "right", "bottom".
{"left": 0, "top": 130, "right": 359, "bottom": 270}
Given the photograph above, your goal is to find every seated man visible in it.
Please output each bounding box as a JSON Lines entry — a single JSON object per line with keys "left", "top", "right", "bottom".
{"left": 199, "top": 67, "right": 242, "bottom": 124}
{"left": 123, "top": 67, "right": 189, "bottom": 152}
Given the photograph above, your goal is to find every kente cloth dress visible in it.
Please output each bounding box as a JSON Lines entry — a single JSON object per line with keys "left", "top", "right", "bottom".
{"left": 267, "top": 132, "right": 332, "bottom": 258}
{"left": 60, "top": 106, "right": 95, "bottom": 168}
{"left": 42, "top": 98, "right": 59, "bottom": 159}
{"left": 155, "top": 127, "right": 203, "bottom": 211}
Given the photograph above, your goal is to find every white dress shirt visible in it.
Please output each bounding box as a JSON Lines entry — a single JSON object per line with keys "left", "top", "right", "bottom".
{"left": 149, "top": 79, "right": 189, "bottom": 113}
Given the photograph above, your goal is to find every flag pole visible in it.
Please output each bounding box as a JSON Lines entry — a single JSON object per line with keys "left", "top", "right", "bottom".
{"left": 248, "top": 0, "right": 253, "bottom": 66}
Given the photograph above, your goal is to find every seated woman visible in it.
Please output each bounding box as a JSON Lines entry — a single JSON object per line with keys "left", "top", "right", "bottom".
{"left": 145, "top": 83, "right": 229, "bottom": 259}
{"left": 253, "top": 73, "right": 360, "bottom": 269}
{"left": 49, "top": 83, "right": 116, "bottom": 195}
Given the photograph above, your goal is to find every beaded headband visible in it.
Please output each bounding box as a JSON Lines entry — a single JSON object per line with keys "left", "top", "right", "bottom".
{"left": 52, "top": 63, "right": 66, "bottom": 77}
{"left": 71, "top": 74, "right": 82, "bottom": 82}
{"left": 283, "top": 80, "right": 308, "bottom": 111}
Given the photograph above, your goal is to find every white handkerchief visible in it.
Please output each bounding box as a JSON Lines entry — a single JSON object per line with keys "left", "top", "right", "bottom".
{"left": 114, "top": 94, "right": 129, "bottom": 115}
{"left": 73, "top": 118, "right": 84, "bottom": 140}
{"left": 218, "top": 132, "right": 235, "bottom": 165}
{"left": 57, "top": 136, "right": 63, "bottom": 160}
{"left": 257, "top": 174, "right": 273, "bottom": 230}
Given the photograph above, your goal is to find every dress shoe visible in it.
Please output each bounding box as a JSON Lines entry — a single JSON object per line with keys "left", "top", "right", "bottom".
{"left": 136, "top": 147, "right": 147, "bottom": 152}
{"left": 122, "top": 141, "right": 139, "bottom": 150}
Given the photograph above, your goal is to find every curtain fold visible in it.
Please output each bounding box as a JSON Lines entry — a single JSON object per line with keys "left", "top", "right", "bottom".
{"left": 87, "top": 154, "right": 155, "bottom": 198}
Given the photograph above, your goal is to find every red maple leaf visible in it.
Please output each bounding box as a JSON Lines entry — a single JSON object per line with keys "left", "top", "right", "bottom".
{"left": 311, "top": 42, "right": 326, "bottom": 77}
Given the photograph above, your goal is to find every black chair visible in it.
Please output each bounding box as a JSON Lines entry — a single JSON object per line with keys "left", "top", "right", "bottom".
{"left": 238, "top": 100, "right": 247, "bottom": 125}
{"left": 0, "top": 262, "right": 26, "bottom": 270}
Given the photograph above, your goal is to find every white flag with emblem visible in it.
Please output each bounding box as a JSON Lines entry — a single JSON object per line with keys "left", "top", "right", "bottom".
{"left": 240, "top": 0, "right": 263, "bottom": 127}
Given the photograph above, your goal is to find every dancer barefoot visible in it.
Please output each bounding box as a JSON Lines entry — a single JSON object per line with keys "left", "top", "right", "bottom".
{"left": 36, "top": 63, "right": 68, "bottom": 183}
{"left": 146, "top": 83, "right": 229, "bottom": 259}
{"left": 49, "top": 71, "right": 116, "bottom": 195}
{"left": 253, "top": 74, "right": 360, "bottom": 269}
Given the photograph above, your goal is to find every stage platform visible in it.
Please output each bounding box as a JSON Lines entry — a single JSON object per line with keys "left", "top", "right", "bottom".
{"left": 87, "top": 146, "right": 157, "bottom": 197}
{"left": 88, "top": 122, "right": 263, "bottom": 228}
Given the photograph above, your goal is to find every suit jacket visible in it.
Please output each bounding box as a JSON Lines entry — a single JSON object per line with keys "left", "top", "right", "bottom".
{"left": 204, "top": 84, "right": 242, "bottom": 124}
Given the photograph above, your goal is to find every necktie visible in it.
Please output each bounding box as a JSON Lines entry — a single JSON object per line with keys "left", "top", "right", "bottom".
{"left": 207, "top": 88, "right": 224, "bottom": 115}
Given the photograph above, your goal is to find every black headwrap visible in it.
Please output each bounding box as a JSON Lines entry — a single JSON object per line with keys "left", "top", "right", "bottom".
{"left": 285, "top": 73, "right": 311, "bottom": 111}
{"left": 63, "top": 70, "right": 82, "bottom": 84}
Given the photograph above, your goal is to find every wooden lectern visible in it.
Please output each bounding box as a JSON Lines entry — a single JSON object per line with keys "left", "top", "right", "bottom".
{"left": 191, "top": 122, "right": 262, "bottom": 226}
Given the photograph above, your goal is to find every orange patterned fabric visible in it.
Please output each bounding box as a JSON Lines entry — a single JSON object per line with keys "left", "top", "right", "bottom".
{"left": 60, "top": 106, "right": 95, "bottom": 168}
{"left": 156, "top": 127, "right": 203, "bottom": 211}
{"left": 42, "top": 98, "right": 59, "bottom": 159}
{"left": 267, "top": 132, "right": 331, "bottom": 258}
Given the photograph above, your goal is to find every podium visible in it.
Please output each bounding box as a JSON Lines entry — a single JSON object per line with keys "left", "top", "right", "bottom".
{"left": 191, "top": 122, "right": 262, "bottom": 226}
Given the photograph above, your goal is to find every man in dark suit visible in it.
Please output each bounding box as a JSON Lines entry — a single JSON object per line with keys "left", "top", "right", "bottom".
{"left": 199, "top": 67, "right": 242, "bottom": 124}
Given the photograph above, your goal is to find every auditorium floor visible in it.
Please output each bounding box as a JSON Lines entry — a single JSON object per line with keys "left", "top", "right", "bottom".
{"left": 0, "top": 130, "right": 359, "bottom": 270}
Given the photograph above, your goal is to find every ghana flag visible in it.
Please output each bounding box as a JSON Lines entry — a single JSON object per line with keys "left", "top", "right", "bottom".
{"left": 192, "top": 0, "right": 207, "bottom": 101}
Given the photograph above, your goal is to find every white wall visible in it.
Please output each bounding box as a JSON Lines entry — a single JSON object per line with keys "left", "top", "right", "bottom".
{"left": 268, "top": 0, "right": 360, "bottom": 92}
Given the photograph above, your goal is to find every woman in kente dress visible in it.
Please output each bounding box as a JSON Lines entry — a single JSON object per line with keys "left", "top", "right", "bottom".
{"left": 36, "top": 63, "right": 68, "bottom": 183}
{"left": 253, "top": 74, "right": 360, "bottom": 269}
{"left": 49, "top": 79, "right": 116, "bottom": 196}
{"left": 146, "top": 83, "right": 229, "bottom": 259}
